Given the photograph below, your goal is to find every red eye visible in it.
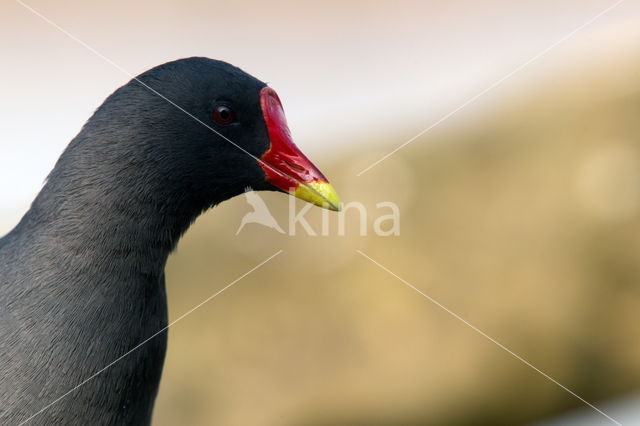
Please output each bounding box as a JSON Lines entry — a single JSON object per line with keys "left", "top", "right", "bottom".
{"left": 213, "top": 105, "right": 235, "bottom": 125}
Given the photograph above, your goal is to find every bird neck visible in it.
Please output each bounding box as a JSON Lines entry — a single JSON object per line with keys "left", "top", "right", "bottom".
{"left": 7, "top": 149, "right": 216, "bottom": 424}
{"left": 20, "top": 135, "right": 217, "bottom": 276}
{"left": 22, "top": 182, "right": 195, "bottom": 276}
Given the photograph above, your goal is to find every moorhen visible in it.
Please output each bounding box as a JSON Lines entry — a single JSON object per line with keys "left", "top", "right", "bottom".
{"left": 0, "top": 57, "right": 339, "bottom": 425}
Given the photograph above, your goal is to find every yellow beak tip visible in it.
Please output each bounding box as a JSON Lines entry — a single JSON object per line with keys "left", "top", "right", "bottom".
{"left": 293, "top": 181, "right": 341, "bottom": 211}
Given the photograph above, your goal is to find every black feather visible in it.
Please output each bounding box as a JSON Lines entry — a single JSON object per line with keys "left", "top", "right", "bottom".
{"left": 0, "top": 57, "right": 275, "bottom": 425}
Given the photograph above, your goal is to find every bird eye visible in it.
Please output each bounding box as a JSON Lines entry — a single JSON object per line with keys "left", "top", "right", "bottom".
{"left": 213, "top": 105, "right": 235, "bottom": 125}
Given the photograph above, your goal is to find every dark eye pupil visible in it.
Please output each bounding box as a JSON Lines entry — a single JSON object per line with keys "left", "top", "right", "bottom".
{"left": 213, "top": 105, "right": 235, "bottom": 124}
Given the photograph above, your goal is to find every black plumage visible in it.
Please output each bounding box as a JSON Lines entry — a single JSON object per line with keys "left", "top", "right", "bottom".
{"left": 0, "top": 57, "right": 304, "bottom": 425}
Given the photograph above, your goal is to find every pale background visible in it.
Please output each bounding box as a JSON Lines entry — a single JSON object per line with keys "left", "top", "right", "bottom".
{"left": 2, "top": 1, "right": 640, "bottom": 425}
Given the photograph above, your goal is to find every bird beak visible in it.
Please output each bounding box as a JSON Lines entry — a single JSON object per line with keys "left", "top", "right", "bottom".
{"left": 258, "top": 87, "right": 341, "bottom": 211}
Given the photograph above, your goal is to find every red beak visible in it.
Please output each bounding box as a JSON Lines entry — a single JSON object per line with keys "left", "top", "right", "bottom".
{"left": 258, "top": 87, "right": 340, "bottom": 211}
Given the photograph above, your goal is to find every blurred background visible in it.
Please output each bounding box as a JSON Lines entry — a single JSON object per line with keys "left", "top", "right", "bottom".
{"left": 2, "top": 1, "right": 640, "bottom": 425}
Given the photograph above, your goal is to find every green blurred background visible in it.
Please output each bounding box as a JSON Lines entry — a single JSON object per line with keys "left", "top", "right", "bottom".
{"left": 2, "top": 1, "right": 640, "bottom": 425}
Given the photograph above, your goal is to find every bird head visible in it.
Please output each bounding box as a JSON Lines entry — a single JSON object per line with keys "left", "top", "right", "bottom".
{"left": 110, "top": 57, "right": 341, "bottom": 213}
